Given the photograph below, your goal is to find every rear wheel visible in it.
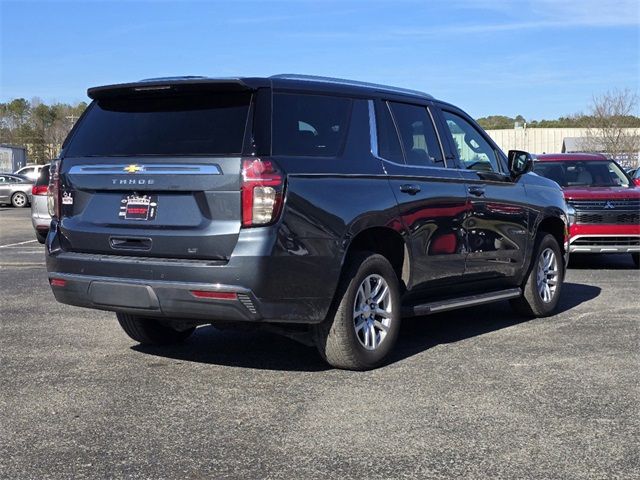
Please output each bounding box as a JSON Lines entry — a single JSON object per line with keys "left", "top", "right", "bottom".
{"left": 632, "top": 253, "right": 639, "bottom": 268}
{"left": 510, "top": 233, "right": 564, "bottom": 317}
{"left": 11, "top": 192, "right": 28, "bottom": 208}
{"left": 116, "top": 313, "right": 195, "bottom": 345}
{"left": 313, "top": 252, "right": 401, "bottom": 370}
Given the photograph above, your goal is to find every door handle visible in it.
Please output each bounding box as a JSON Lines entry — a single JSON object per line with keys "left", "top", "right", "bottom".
{"left": 468, "top": 185, "right": 485, "bottom": 197}
{"left": 400, "top": 184, "right": 421, "bottom": 195}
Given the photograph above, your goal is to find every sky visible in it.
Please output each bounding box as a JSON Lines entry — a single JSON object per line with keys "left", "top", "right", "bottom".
{"left": 1, "top": 0, "right": 638, "bottom": 120}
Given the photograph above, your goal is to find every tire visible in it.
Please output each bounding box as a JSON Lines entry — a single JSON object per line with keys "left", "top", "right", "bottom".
{"left": 11, "top": 192, "right": 28, "bottom": 208}
{"left": 632, "top": 253, "right": 639, "bottom": 268}
{"left": 116, "top": 313, "right": 195, "bottom": 345}
{"left": 510, "top": 233, "right": 564, "bottom": 317}
{"left": 35, "top": 230, "right": 47, "bottom": 244}
{"left": 312, "top": 252, "right": 401, "bottom": 370}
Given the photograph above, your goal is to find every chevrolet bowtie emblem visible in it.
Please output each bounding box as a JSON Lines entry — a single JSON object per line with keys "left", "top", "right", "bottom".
{"left": 124, "top": 164, "right": 143, "bottom": 173}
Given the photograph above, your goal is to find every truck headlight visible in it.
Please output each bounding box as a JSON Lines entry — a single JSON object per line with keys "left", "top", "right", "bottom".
{"left": 566, "top": 203, "right": 576, "bottom": 226}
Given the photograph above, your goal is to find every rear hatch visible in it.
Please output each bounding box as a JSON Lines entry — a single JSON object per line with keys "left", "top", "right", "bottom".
{"left": 57, "top": 82, "right": 254, "bottom": 260}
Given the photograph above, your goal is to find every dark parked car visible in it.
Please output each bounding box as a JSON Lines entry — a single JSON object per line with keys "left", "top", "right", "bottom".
{"left": 0, "top": 173, "right": 32, "bottom": 207}
{"left": 46, "top": 75, "right": 569, "bottom": 370}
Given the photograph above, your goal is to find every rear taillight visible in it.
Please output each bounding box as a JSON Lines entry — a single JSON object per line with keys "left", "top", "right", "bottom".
{"left": 241, "top": 158, "right": 284, "bottom": 227}
{"left": 634, "top": 178, "right": 640, "bottom": 187}
{"left": 32, "top": 185, "right": 48, "bottom": 196}
{"left": 47, "top": 160, "right": 61, "bottom": 218}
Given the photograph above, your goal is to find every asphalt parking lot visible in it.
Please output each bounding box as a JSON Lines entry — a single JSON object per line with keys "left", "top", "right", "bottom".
{"left": 1, "top": 207, "right": 638, "bottom": 479}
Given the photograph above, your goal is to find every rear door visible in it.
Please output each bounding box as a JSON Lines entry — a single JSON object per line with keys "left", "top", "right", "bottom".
{"left": 376, "top": 100, "right": 468, "bottom": 294}
{"left": 58, "top": 87, "right": 255, "bottom": 260}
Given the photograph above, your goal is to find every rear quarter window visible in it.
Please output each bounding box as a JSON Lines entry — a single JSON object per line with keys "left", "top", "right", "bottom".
{"left": 272, "top": 93, "right": 352, "bottom": 157}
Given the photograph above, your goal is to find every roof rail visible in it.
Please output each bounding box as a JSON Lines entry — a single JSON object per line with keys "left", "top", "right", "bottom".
{"left": 271, "top": 74, "right": 433, "bottom": 99}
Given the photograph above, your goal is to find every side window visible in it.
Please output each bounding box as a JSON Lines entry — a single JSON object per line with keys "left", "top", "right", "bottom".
{"left": 0, "top": 176, "right": 6, "bottom": 183}
{"left": 388, "top": 102, "right": 443, "bottom": 167}
{"left": 272, "top": 93, "right": 352, "bottom": 157}
{"left": 376, "top": 102, "right": 404, "bottom": 163}
{"left": 442, "top": 111, "right": 500, "bottom": 172}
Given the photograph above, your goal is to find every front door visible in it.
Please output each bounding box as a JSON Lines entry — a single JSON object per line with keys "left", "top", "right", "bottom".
{"left": 437, "top": 108, "right": 529, "bottom": 283}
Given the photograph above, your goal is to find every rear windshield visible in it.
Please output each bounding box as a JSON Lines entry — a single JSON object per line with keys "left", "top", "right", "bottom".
{"left": 272, "top": 93, "right": 352, "bottom": 157}
{"left": 534, "top": 160, "right": 630, "bottom": 187}
{"left": 65, "top": 92, "right": 251, "bottom": 156}
{"left": 35, "top": 165, "right": 50, "bottom": 186}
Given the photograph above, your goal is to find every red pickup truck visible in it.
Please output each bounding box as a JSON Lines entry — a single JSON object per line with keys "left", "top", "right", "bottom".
{"left": 533, "top": 153, "right": 640, "bottom": 267}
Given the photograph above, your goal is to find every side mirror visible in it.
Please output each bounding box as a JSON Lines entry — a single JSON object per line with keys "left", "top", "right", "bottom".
{"left": 508, "top": 150, "right": 534, "bottom": 177}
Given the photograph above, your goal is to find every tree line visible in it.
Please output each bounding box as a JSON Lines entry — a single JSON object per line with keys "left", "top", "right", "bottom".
{"left": 0, "top": 98, "right": 87, "bottom": 163}
{"left": 476, "top": 113, "right": 640, "bottom": 130}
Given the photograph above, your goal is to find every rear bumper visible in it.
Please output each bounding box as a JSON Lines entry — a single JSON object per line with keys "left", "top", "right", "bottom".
{"left": 45, "top": 224, "right": 340, "bottom": 324}
{"left": 569, "top": 224, "right": 640, "bottom": 253}
{"left": 48, "top": 272, "right": 263, "bottom": 322}
{"left": 31, "top": 196, "right": 51, "bottom": 230}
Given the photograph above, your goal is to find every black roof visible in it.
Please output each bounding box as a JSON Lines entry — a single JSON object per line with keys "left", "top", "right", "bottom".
{"left": 88, "top": 74, "right": 435, "bottom": 102}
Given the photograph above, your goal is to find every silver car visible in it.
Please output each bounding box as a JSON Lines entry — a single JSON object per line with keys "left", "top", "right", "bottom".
{"left": 14, "top": 164, "right": 46, "bottom": 182}
{"left": 31, "top": 164, "right": 52, "bottom": 243}
{"left": 0, "top": 173, "right": 33, "bottom": 208}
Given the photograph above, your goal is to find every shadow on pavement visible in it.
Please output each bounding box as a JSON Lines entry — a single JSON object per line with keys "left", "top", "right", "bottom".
{"left": 389, "top": 281, "right": 601, "bottom": 365}
{"left": 132, "top": 326, "right": 331, "bottom": 372}
{"left": 569, "top": 253, "right": 638, "bottom": 270}
{"left": 132, "top": 281, "right": 601, "bottom": 372}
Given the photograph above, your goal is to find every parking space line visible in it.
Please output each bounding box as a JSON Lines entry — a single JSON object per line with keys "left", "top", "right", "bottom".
{"left": 0, "top": 239, "right": 38, "bottom": 248}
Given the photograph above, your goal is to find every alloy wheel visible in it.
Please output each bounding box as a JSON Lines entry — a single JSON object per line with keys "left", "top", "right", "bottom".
{"left": 536, "top": 247, "right": 558, "bottom": 303}
{"left": 12, "top": 193, "right": 27, "bottom": 207}
{"left": 353, "top": 274, "right": 393, "bottom": 350}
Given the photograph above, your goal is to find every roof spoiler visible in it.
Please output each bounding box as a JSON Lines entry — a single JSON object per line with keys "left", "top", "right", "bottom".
{"left": 87, "top": 78, "right": 252, "bottom": 99}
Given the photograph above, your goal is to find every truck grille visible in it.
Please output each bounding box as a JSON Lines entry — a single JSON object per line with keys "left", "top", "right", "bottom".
{"left": 572, "top": 236, "right": 640, "bottom": 246}
{"left": 575, "top": 212, "right": 640, "bottom": 224}
{"left": 570, "top": 199, "right": 640, "bottom": 210}
{"left": 570, "top": 199, "right": 640, "bottom": 225}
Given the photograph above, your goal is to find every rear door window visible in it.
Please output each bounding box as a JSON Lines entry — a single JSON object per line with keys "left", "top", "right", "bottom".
{"left": 272, "top": 93, "right": 352, "bottom": 157}
{"left": 65, "top": 92, "right": 252, "bottom": 156}
{"left": 387, "top": 102, "right": 444, "bottom": 167}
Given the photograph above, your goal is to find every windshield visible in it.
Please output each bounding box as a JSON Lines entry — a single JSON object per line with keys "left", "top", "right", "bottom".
{"left": 534, "top": 160, "right": 630, "bottom": 187}
{"left": 65, "top": 92, "right": 251, "bottom": 157}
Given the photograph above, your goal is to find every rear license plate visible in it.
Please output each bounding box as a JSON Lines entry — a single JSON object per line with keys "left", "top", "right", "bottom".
{"left": 119, "top": 194, "right": 158, "bottom": 221}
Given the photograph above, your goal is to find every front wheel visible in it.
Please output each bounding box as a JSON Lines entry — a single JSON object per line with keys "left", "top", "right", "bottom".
{"left": 116, "top": 313, "right": 195, "bottom": 345}
{"left": 510, "top": 233, "right": 564, "bottom": 317}
{"left": 312, "top": 252, "right": 401, "bottom": 370}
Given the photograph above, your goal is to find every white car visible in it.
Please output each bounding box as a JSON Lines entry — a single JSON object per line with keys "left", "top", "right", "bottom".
{"left": 14, "top": 164, "right": 45, "bottom": 181}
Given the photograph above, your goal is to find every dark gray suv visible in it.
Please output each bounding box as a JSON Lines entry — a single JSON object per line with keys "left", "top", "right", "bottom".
{"left": 46, "top": 75, "right": 569, "bottom": 370}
